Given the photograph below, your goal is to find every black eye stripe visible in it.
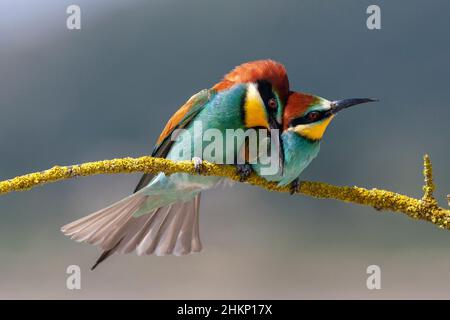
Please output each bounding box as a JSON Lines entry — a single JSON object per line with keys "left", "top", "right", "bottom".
{"left": 256, "top": 80, "right": 277, "bottom": 113}
{"left": 289, "top": 110, "right": 329, "bottom": 127}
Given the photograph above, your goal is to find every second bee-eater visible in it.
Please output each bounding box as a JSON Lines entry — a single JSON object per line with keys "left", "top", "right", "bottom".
{"left": 253, "top": 92, "right": 377, "bottom": 190}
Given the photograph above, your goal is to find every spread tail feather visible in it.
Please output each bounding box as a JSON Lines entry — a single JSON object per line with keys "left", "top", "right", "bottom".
{"left": 61, "top": 193, "right": 202, "bottom": 269}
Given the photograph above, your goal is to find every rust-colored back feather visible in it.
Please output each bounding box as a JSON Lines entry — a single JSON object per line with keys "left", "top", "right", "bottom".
{"left": 213, "top": 59, "right": 290, "bottom": 103}
{"left": 156, "top": 93, "right": 200, "bottom": 145}
{"left": 157, "top": 60, "right": 290, "bottom": 146}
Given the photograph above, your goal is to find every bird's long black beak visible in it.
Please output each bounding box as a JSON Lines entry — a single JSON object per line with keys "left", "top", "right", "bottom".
{"left": 268, "top": 114, "right": 284, "bottom": 175}
{"left": 330, "top": 98, "right": 378, "bottom": 114}
{"left": 268, "top": 115, "right": 280, "bottom": 132}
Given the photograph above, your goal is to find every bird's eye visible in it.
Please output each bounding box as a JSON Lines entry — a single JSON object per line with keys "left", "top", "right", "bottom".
{"left": 307, "top": 111, "right": 320, "bottom": 121}
{"left": 268, "top": 98, "right": 277, "bottom": 109}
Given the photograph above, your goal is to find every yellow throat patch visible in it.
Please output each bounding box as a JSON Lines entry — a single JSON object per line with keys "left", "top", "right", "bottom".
{"left": 244, "top": 84, "right": 270, "bottom": 129}
{"left": 294, "top": 115, "right": 334, "bottom": 140}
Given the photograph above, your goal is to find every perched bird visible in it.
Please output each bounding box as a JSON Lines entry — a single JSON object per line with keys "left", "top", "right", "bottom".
{"left": 61, "top": 60, "right": 290, "bottom": 269}
{"left": 253, "top": 92, "right": 377, "bottom": 190}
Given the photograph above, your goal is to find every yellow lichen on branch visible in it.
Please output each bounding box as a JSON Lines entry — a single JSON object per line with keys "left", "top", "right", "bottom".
{"left": 0, "top": 155, "right": 449, "bottom": 230}
{"left": 422, "top": 154, "right": 438, "bottom": 207}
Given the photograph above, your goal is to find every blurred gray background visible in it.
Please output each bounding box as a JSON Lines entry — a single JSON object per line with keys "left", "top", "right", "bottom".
{"left": 0, "top": 0, "right": 449, "bottom": 299}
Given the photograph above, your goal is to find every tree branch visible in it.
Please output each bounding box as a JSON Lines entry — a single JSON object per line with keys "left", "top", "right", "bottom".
{"left": 0, "top": 155, "right": 449, "bottom": 230}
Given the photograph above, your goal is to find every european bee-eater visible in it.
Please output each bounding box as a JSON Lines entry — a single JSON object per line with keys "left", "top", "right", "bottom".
{"left": 62, "top": 60, "right": 289, "bottom": 269}
{"left": 253, "top": 92, "right": 376, "bottom": 191}
{"left": 62, "top": 60, "right": 376, "bottom": 270}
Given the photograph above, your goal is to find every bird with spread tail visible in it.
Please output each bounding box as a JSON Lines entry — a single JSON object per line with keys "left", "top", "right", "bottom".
{"left": 62, "top": 60, "right": 288, "bottom": 269}
{"left": 61, "top": 60, "right": 376, "bottom": 269}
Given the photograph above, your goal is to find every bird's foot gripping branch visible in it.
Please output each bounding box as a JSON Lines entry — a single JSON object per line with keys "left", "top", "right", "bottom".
{"left": 0, "top": 154, "right": 449, "bottom": 230}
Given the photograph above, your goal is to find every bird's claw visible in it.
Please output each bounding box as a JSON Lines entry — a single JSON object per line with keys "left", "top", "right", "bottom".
{"left": 236, "top": 163, "right": 253, "bottom": 182}
{"left": 290, "top": 178, "right": 300, "bottom": 195}
{"left": 192, "top": 157, "right": 203, "bottom": 174}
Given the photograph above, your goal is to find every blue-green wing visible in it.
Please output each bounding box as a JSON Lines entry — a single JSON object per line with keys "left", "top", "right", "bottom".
{"left": 134, "top": 89, "right": 215, "bottom": 192}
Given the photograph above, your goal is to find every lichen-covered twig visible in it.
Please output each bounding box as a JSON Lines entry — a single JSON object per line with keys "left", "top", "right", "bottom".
{"left": 0, "top": 155, "right": 449, "bottom": 230}
{"left": 422, "top": 155, "right": 438, "bottom": 207}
